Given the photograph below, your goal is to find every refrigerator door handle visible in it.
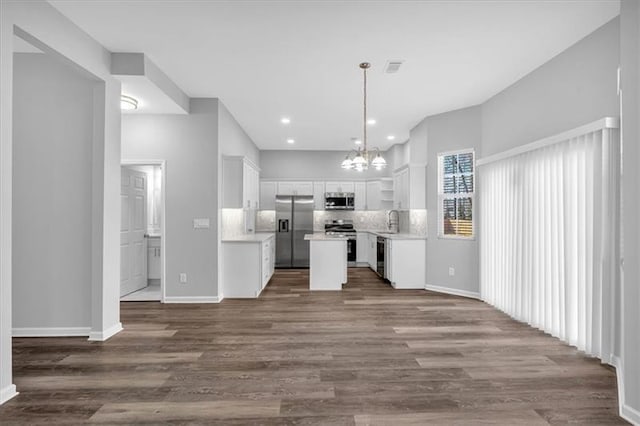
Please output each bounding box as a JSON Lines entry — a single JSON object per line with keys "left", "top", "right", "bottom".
{"left": 278, "top": 219, "right": 289, "bottom": 233}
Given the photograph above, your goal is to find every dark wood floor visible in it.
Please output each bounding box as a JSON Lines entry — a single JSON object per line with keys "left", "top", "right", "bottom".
{"left": 1, "top": 268, "right": 627, "bottom": 425}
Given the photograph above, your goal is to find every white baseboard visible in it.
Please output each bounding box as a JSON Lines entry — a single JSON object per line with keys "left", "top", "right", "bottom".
{"left": 0, "top": 384, "right": 18, "bottom": 405}
{"left": 424, "top": 284, "right": 480, "bottom": 300}
{"left": 391, "top": 282, "right": 427, "bottom": 290}
{"left": 611, "top": 355, "right": 640, "bottom": 425}
{"left": 88, "top": 322, "right": 123, "bottom": 341}
{"left": 621, "top": 404, "right": 640, "bottom": 426}
{"left": 164, "top": 295, "right": 222, "bottom": 303}
{"left": 12, "top": 327, "right": 91, "bottom": 337}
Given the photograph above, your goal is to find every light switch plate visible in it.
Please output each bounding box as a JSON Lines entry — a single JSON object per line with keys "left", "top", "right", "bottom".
{"left": 193, "top": 218, "right": 210, "bottom": 229}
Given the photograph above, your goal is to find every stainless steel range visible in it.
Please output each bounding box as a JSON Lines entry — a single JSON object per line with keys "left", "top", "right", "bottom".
{"left": 324, "top": 220, "right": 357, "bottom": 266}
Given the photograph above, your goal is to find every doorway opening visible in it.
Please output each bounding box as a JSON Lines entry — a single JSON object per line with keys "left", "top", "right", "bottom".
{"left": 120, "top": 160, "right": 166, "bottom": 302}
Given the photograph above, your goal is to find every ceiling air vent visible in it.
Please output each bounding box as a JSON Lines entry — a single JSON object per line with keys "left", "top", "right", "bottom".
{"left": 384, "top": 60, "right": 404, "bottom": 74}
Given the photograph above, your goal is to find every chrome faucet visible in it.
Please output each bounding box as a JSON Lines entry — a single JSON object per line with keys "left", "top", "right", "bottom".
{"left": 387, "top": 210, "right": 399, "bottom": 233}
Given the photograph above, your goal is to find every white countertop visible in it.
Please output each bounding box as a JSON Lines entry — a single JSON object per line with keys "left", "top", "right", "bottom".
{"left": 304, "top": 233, "right": 349, "bottom": 241}
{"left": 222, "top": 233, "right": 275, "bottom": 243}
{"left": 356, "top": 230, "right": 427, "bottom": 240}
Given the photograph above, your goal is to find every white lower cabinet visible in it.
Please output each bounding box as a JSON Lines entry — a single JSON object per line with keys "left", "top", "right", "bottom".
{"left": 223, "top": 235, "right": 275, "bottom": 298}
{"left": 147, "top": 236, "right": 161, "bottom": 280}
{"left": 386, "top": 239, "right": 426, "bottom": 289}
{"left": 356, "top": 232, "right": 368, "bottom": 264}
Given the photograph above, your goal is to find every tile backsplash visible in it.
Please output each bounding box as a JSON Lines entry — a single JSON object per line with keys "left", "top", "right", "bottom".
{"left": 313, "top": 210, "right": 388, "bottom": 232}
{"left": 256, "top": 210, "right": 276, "bottom": 232}
{"left": 221, "top": 208, "right": 246, "bottom": 239}
{"left": 257, "top": 209, "right": 427, "bottom": 236}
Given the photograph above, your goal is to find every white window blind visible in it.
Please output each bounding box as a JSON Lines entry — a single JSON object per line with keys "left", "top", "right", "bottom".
{"left": 478, "top": 119, "right": 619, "bottom": 363}
{"left": 438, "top": 150, "right": 475, "bottom": 238}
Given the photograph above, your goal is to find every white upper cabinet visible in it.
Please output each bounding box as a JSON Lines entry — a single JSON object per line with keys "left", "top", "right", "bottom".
{"left": 366, "top": 181, "right": 381, "bottom": 210}
{"left": 354, "top": 182, "right": 366, "bottom": 210}
{"left": 313, "top": 182, "right": 325, "bottom": 210}
{"left": 223, "top": 156, "right": 260, "bottom": 209}
{"left": 392, "top": 166, "right": 426, "bottom": 210}
{"left": 259, "top": 177, "right": 408, "bottom": 211}
{"left": 259, "top": 181, "right": 277, "bottom": 210}
{"left": 277, "top": 181, "right": 313, "bottom": 196}
{"left": 393, "top": 168, "right": 410, "bottom": 210}
{"left": 325, "top": 181, "right": 355, "bottom": 193}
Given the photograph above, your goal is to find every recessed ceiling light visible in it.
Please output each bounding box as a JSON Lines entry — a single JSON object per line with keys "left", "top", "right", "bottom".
{"left": 281, "top": 117, "right": 291, "bottom": 124}
{"left": 121, "top": 95, "right": 138, "bottom": 110}
{"left": 367, "top": 118, "right": 376, "bottom": 125}
{"left": 387, "top": 135, "right": 396, "bottom": 141}
{"left": 355, "top": 139, "right": 362, "bottom": 145}
{"left": 286, "top": 138, "right": 295, "bottom": 144}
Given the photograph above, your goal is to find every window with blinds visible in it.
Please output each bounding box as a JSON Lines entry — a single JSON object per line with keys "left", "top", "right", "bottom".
{"left": 438, "top": 150, "right": 474, "bottom": 238}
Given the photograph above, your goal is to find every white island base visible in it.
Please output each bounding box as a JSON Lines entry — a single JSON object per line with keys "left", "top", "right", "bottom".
{"left": 304, "top": 234, "right": 347, "bottom": 291}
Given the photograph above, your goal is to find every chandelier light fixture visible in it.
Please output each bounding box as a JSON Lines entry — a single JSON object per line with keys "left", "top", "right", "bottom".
{"left": 341, "top": 62, "right": 386, "bottom": 172}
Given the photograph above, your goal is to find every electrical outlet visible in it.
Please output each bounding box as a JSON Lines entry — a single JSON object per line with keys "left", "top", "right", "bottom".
{"left": 180, "top": 273, "right": 187, "bottom": 284}
{"left": 448, "top": 267, "right": 455, "bottom": 276}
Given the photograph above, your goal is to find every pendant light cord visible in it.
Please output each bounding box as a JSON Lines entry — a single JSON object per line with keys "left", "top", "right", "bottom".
{"left": 363, "top": 64, "right": 367, "bottom": 156}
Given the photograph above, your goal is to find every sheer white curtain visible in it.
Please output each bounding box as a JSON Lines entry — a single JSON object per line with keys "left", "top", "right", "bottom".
{"left": 479, "top": 120, "right": 619, "bottom": 363}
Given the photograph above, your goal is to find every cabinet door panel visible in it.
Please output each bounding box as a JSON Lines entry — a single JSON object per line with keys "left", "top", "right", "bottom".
{"left": 294, "top": 182, "right": 313, "bottom": 195}
{"left": 354, "top": 182, "right": 366, "bottom": 210}
{"left": 313, "top": 182, "right": 325, "bottom": 210}
{"left": 366, "top": 181, "right": 381, "bottom": 210}
{"left": 325, "top": 181, "right": 354, "bottom": 193}
{"left": 260, "top": 181, "right": 277, "bottom": 210}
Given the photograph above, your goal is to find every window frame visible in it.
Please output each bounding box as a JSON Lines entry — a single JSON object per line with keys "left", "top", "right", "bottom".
{"left": 437, "top": 148, "right": 476, "bottom": 240}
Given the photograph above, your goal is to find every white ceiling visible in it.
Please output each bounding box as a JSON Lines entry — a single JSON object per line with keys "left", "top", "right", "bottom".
{"left": 119, "top": 75, "right": 187, "bottom": 115}
{"left": 50, "top": 0, "right": 619, "bottom": 151}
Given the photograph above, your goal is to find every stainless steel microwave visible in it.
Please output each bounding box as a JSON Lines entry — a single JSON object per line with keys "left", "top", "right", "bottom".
{"left": 325, "top": 192, "right": 355, "bottom": 210}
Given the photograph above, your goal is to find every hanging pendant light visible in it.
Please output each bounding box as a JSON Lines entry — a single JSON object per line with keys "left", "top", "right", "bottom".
{"left": 340, "top": 62, "right": 386, "bottom": 172}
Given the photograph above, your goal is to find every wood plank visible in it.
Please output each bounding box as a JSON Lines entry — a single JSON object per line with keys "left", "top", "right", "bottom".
{"left": 58, "top": 352, "right": 203, "bottom": 365}
{"left": 354, "top": 409, "right": 549, "bottom": 425}
{"left": 89, "top": 400, "right": 281, "bottom": 422}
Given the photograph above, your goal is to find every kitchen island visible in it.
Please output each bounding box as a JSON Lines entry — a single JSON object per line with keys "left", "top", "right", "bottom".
{"left": 304, "top": 233, "right": 347, "bottom": 290}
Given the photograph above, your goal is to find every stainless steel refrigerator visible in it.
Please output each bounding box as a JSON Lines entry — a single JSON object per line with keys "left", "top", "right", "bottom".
{"left": 275, "top": 195, "right": 314, "bottom": 268}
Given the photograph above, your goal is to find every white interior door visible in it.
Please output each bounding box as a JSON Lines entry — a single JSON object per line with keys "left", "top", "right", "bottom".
{"left": 120, "top": 167, "right": 147, "bottom": 297}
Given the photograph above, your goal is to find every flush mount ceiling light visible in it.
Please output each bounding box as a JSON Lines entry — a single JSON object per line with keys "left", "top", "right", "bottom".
{"left": 367, "top": 118, "right": 376, "bottom": 125}
{"left": 341, "top": 62, "right": 386, "bottom": 172}
{"left": 281, "top": 117, "right": 291, "bottom": 124}
{"left": 286, "top": 138, "right": 295, "bottom": 144}
{"left": 120, "top": 95, "right": 138, "bottom": 110}
{"left": 387, "top": 135, "right": 396, "bottom": 141}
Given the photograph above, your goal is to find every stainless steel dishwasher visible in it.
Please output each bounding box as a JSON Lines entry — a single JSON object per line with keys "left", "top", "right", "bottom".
{"left": 376, "top": 236, "right": 386, "bottom": 279}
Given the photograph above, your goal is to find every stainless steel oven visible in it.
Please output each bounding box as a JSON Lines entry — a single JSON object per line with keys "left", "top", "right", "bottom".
{"left": 325, "top": 220, "right": 357, "bottom": 266}
{"left": 324, "top": 192, "right": 355, "bottom": 210}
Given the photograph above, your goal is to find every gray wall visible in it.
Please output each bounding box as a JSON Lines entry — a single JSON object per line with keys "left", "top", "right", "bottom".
{"left": 424, "top": 106, "right": 482, "bottom": 295}
{"left": 122, "top": 99, "right": 220, "bottom": 300}
{"left": 2, "top": 0, "right": 123, "bottom": 400}
{"left": 218, "top": 101, "right": 260, "bottom": 165}
{"left": 12, "top": 53, "right": 95, "bottom": 330}
{"left": 620, "top": 0, "right": 640, "bottom": 420}
{"left": 481, "top": 18, "right": 620, "bottom": 157}
{"left": 420, "top": 17, "right": 620, "bottom": 299}
{"left": 260, "top": 150, "right": 393, "bottom": 179}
